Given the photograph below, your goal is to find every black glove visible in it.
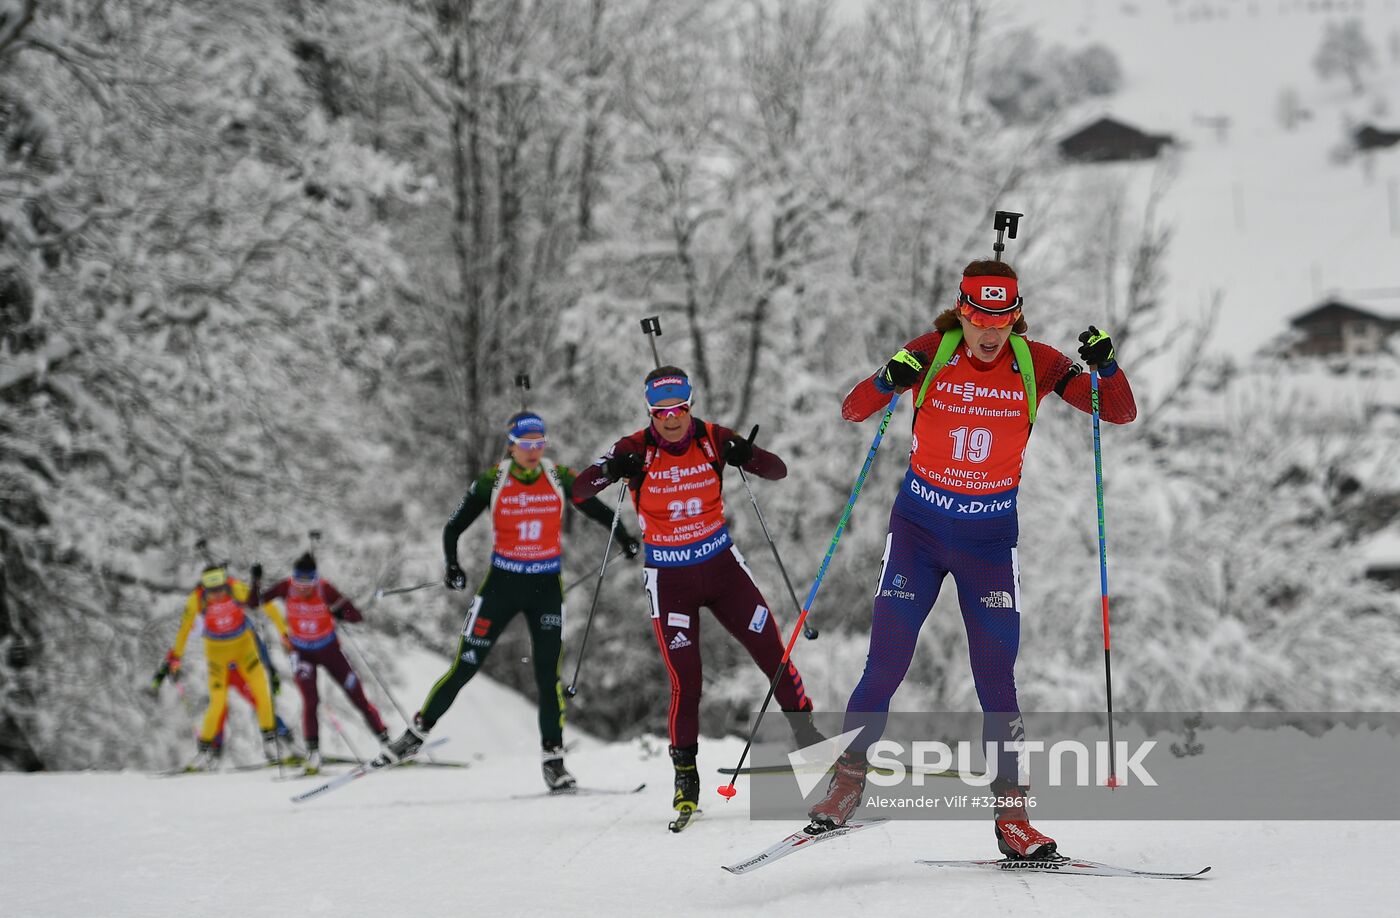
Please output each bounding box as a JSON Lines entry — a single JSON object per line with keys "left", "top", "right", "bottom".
{"left": 1077, "top": 326, "right": 1115, "bottom": 368}
{"left": 250, "top": 562, "right": 263, "bottom": 581}
{"left": 148, "top": 663, "right": 168, "bottom": 695}
{"left": 722, "top": 434, "right": 754, "bottom": 468}
{"left": 604, "top": 451, "right": 644, "bottom": 481}
{"left": 444, "top": 562, "right": 468, "bottom": 591}
{"left": 880, "top": 349, "right": 927, "bottom": 390}
{"left": 150, "top": 656, "right": 180, "bottom": 693}
{"left": 619, "top": 533, "right": 641, "bottom": 560}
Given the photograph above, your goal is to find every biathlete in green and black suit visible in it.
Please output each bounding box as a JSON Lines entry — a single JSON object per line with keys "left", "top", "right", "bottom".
{"left": 378, "top": 411, "right": 639, "bottom": 789}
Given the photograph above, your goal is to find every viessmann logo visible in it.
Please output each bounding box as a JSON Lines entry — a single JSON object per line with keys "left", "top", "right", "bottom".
{"left": 934, "top": 381, "right": 1026, "bottom": 404}
{"left": 654, "top": 462, "right": 714, "bottom": 484}
{"left": 502, "top": 492, "right": 558, "bottom": 507}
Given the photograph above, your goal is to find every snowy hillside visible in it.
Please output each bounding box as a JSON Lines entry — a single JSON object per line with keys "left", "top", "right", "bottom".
{"left": 1023, "top": 0, "right": 1400, "bottom": 345}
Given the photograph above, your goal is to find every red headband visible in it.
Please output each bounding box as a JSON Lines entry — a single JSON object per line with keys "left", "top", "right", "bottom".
{"left": 957, "top": 275, "right": 1022, "bottom": 328}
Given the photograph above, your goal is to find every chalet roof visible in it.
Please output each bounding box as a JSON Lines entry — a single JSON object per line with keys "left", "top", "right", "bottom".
{"left": 1289, "top": 299, "right": 1393, "bottom": 327}
{"left": 1059, "top": 116, "right": 1173, "bottom": 147}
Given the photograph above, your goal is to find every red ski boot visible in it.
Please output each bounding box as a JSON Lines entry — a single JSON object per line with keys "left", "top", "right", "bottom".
{"left": 993, "top": 783, "right": 1057, "bottom": 859}
{"left": 807, "top": 751, "right": 867, "bottom": 829}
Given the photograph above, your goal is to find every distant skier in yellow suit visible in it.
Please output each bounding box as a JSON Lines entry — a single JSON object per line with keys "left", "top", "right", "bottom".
{"left": 158, "top": 565, "right": 290, "bottom": 770}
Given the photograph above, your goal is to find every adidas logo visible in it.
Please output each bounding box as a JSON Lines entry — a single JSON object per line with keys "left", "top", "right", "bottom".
{"left": 668, "top": 632, "right": 692, "bottom": 650}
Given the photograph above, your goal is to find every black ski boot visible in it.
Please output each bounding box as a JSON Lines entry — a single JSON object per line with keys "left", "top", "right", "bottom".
{"left": 541, "top": 742, "right": 577, "bottom": 791}
{"left": 376, "top": 716, "right": 428, "bottom": 766}
{"left": 671, "top": 745, "right": 700, "bottom": 810}
{"left": 789, "top": 709, "right": 826, "bottom": 750}
{"left": 669, "top": 745, "right": 701, "bottom": 831}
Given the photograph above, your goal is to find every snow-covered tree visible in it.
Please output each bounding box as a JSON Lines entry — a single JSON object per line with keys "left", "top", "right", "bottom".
{"left": 1313, "top": 18, "right": 1378, "bottom": 96}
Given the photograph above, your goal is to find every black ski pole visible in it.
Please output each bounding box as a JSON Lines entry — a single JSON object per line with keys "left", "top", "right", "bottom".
{"left": 733, "top": 425, "right": 818, "bottom": 641}
{"left": 563, "top": 561, "right": 618, "bottom": 596}
{"left": 564, "top": 484, "right": 629, "bottom": 697}
{"left": 373, "top": 580, "right": 439, "bottom": 599}
{"left": 339, "top": 625, "right": 419, "bottom": 733}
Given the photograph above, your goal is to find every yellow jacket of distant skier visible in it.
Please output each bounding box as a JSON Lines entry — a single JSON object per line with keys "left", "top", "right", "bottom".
{"left": 169, "top": 577, "right": 288, "bottom": 661}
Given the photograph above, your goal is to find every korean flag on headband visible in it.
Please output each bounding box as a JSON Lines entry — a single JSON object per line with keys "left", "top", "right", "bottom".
{"left": 981, "top": 284, "right": 1008, "bottom": 302}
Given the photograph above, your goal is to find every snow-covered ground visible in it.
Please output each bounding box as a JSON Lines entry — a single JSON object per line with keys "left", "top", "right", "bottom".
{"left": 3, "top": 764, "right": 1386, "bottom": 917}
{"left": 1, "top": 649, "right": 1388, "bottom": 917}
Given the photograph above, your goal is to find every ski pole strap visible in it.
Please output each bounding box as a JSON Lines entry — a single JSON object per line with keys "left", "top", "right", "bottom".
{"left": 912, "top": 330, "right": 1036, "bottom": 426}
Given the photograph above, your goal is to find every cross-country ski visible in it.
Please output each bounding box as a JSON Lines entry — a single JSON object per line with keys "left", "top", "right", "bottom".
{"left": 291, "top": 737, "right": 450, "bottom": 804}
{"left": 917, "top": 857, "right": 1211, "bottom": 880}
{"left": 722, "top": 820, "right": 888, "bottom": 875}
{"left": 510, "top": 783, "right": 647, "bottom": 800}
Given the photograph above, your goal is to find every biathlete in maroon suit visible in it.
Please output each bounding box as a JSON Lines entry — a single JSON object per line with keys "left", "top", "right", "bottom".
{"left": 572, "top": 366, "right": 818, "bottom": 819}
{"left": 257, "top": 552, "right": 388, "bottom": 774}
{"left": 807, "top": 259, "right": 1137, "bottom": 860}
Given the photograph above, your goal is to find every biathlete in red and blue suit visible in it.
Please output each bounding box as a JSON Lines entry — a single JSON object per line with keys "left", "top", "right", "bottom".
{"left": 257, "top": 552, "right": 389, "bottom": 774}
{"left": 572, "top": 366, "right": 818, "bottom": 819}
{"left": 807, "top": 259, "right": 1137, "bottom": 861}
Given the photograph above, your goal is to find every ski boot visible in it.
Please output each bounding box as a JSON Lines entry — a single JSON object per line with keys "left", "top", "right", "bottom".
{"left": 303, "top": 741, "right": 322, "bottom": 776}
{"left": 807, "top": 750, "right": 867, "bottom": 829}
{"left": 185, "top": 740, "right": 217, "bottom": 773}
{"left": 668, "top": 745, "right": 700, "bottom": 831}
{"left": 788, "top": 708, "right": 826, "bottom": 751}
{"left": 375, "top": 717, "right": 428, "bottom": 766}
{"left": 992, "top": 779, "right": 1057, "bottom": 860}
{"left": 261, "top": 729, "right": 282, "bottom": 764}
{"left": 541, "top": 742, "right": 577, "bottom": 792}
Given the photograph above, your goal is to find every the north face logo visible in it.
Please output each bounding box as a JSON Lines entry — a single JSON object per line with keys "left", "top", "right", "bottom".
{"left": 981, "top": 285, "right": 1008, "bottom": 302}
{"left": 668, "top": 632, "right": 692, "bottom": 650}
{"left": 461, "top": 649, "right": 478, "bottom": 664}
{"left": 981, "top": 591, "right": 1014, "bottom": 609}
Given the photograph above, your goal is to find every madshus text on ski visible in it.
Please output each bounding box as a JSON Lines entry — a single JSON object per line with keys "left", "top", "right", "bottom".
{"left": 143, "top": 212, "right": 1211, "bottom": 879}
